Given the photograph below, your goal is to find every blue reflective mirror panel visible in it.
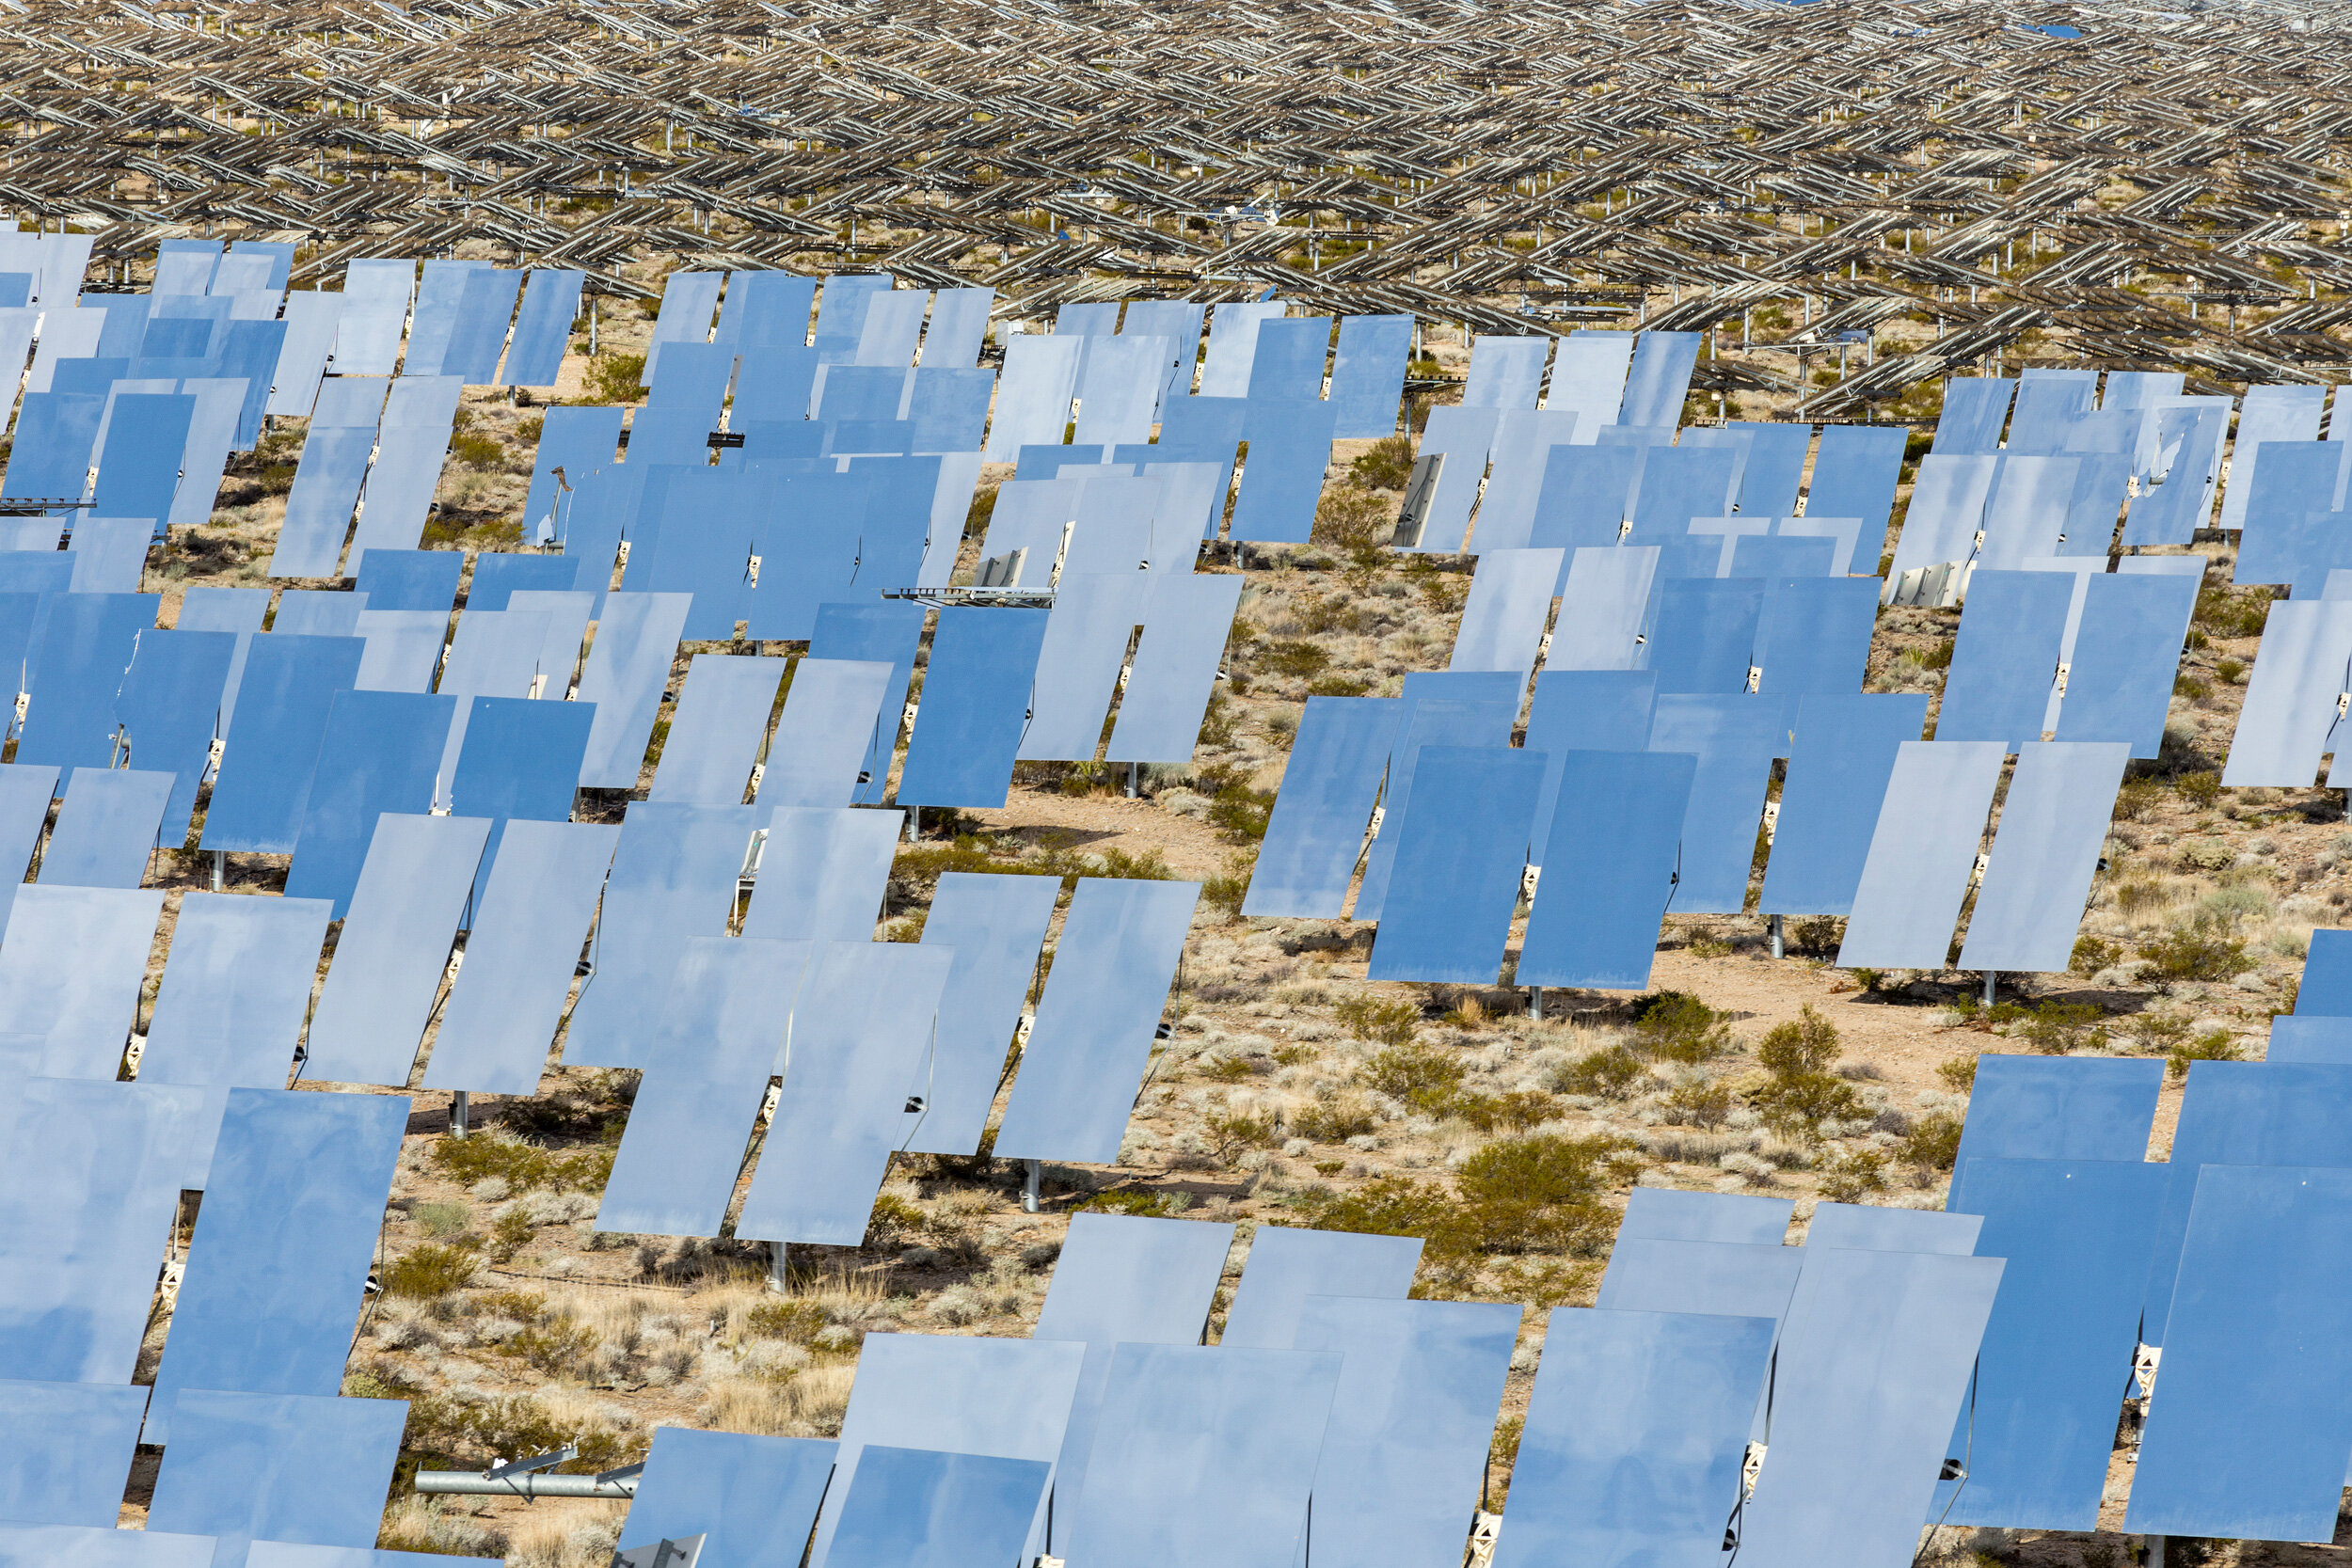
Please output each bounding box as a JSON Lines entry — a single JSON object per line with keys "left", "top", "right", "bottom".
{"left": 1727, "top": 421, "right": 1810, "bottom": 516}
{"left": 66, "top": 517, "right": 157, "bottom": 594}
{"left": 2233, "top": 444, "right": 2346, "bottom": 582}
{"left": 1469, "top": 410, "right": 1581, "bottom": 553}
{"left": 1034, "top": 1212, "right": 1236, "bottom": 1530}
{"left": 0, "top": 1380, "right": 149, "bottom": 1527}
{"left": 2129, "top": 1165, "right": 2352, "bottom": 1541}
{"left": 1520, "top": 672, "right": 1655, "bottom": 854}
{"left": 597, "top": 936, "right": 812, "bottom": 1236}
{"left": 755, "top": 658, "right": 888, "bottom": 808}
{"left": 1528, "top": 442, "right": 1642, "bottom": 554}
{"left": 1649, "top": 694, "right": 1789, "bottom": 914}
{"left": 0, "top": 1078, "right": 202, "bottom": 1382}
{"left": 740, "top": 807, "right": 901, "bottom": 942}
{"left": 1975, "top": 454, "right": 2079, "bottom": 567}
{"left": 1619, "top": 331, "right": 1701, "bottom": 427}
{"left": 1736, "top": 1249, "right": 2005, "bottom": 1568}
{"left": 922, "top": 287, "right": 995, "bottom": 370}
{"left": 1222, "top": 1228, "right": 1422, "bottom": 1350}
{"left": 304, "top": 815, "right": 491, "bottom": 1086}
{"left": 897, "top": 607, "right": 1050, "bottom": 809}
{"left": 1725, "top": 535, "right": 1835, "bottom": 581}
{"left": 40, "top": 768, "right": 173, "bottom": 887}
{"left": 1518, "top": 750, "right": 1693, "bottom": 991}
{"left": 503, "top": 591, "right": 593, "bottom": 697}
{"left": 1628, "top": 446, "right": 1738, "bottom": 543}
{"left": 245, "top": 1546, "right": 485, "bottom": 1567}
{"left": 348, "top": 423, "right": 459, "bottom": 569}
{"left": 200, "top": 636, "right": 365, "bottom": 854}
{"left": 270, "top": 593, "right": 366, "bottom": 639}
{"left": 828, "top": 1446, "right": 1052, "bottom": 1568}
{"left": 266, "top": 423, "right": 373, "bottom": 578}
{"left": 1596, "top": 1238, "right": 1804, "bottom": 1324}
{"left": 20, "top": 594, "right": 158, "bottom": 775}
{"left": 2140, "top": 1061, "right": 2352, "bottom": 1346}
{"left": 425, "top": 820, "right": 620, "bottom": 1095}
{"left": 1931, "top": 378, "right": 2016, "bottom": 456}
{"left": 1618, "top": 1188, "right": 1792, "bottom": 1245}
{"left": 1929, "top": 1159, "right": 2166, "bottom": 1529}
{"left": 352, "top": 550, "right": 461, "bottom": 614}
{"left": 2224, "top": 601, "right": 2352, "bottom": 786}
{"left": 576, "top": 593, "right": 693, "bottom": 789}
{"left": 1802, "top": 424, "right": 1905, "bottom": 567}
{"left": 447, "top": 691, "right": 592, "bottom": 829}
{"left": 1757, "top": 694, "right": 1929, "bottom": 917}
{"left": 563, "top": 802, "right": 755, "bottom": 1069}
{"left": 1460, "top": 335, "right": 1548, "bottom": 412}
{"left": 353, "top": 610, "right": 445, "bottom": 694}
{"left": 88, "top": 393, "right": 193, "bottom": 527}
{"left": 1328, "top": 315, "right": 1411, "bottom": 439}
{"left": 0, "top": 1526, "right": 216, "bottom": 1567}
{"left": 1753, "top": 577, "right": 1877, "bottom": 701}
{"left": 147, "top": 1388, "right": 406, "bottom": 1555}
{"left": 2052, "top": 573, "right": 2195, "bottom": 758}
{"left": 1246, "top": 317, "right": 1330, "bottom": 403}
{"left": 815, "top": 1335, "right": 1087, "bottom": 1568}
{"left": 1354, "top": 672, "right": 1523, "bottom": 922}
{"left": 810, "top": 605, "right": 925, "bottom": 805}
{"left": 1449, "top": 549, "right": 1565, "bottom": 678}
{"left": 739, "top": 942, "right": 957, "bottom": 1244}
{"left": 1229, "top": 401, "right": 1339, "bottom": 546}
{"left": 145, "top": 1090, "right": 405, "bottom": 1446}
{"left": 1836, "top": 741, "right": 2006, "bottom": 971}
{"left": 903, "top": 873, "right": 1059, "bottom": 1156}
{"left": 501, "top": 268, "right": 585, "bottom": 388}
{"left": 284, "top": 691, "right": 457, "bottom": 919}
{"left": 994, "top": 880, "right": 1203, "bottom": 1164}
{"left": 2266, "top": 1014, "right": 2352, "bottom": 1063}
{"left": 1402, "top": 408, "right": 1499, "bottom": 556}
{"left": 1294, "top": 1297, "right": 1520, "bottom": 1568}
{"left": 1019, "top": 575, "right": 1150, "bottom": 761}
{"left": 1, "top": 391, "right": 101, "bottom": 501}
{"left": 2299, "top": 928, "right": 2352, "bottom": 1015}
{"left": 1492, "top": 1307, "right": 1773, "bottom": 1568}
{"left": 0, "top": 763, "right": 56, "bottom": 937}
{"left": 596, "top": 1074, "right": 765, "bottom": 1241}
{"left": 136, "top": 613, "right": 249, "bottom": 768}
{"left": 1060, "top": 1344, "right": 1342, "bottom": 1568}
{"left": 1958, "top": 742, "right": 2130, "bottom": 974}
{"left": 618, "top": 1428, "right": 835, "bottom": 1567}
{"left": 1947, "top": 1056, "right": 2163, "bottom": 1212}
{"left": 143, "top": 893, "right": 333, "bottom": 1090}
{"left": 1546, "top": 330, "right": 1632, "bottom": 431}
{"left": 1244, "top": 697, "right": 1401, "bottom": 918}
{"left": 519, "top": 406, "right": 626, "bottom": 537}
{"left": 1076, "top": 334, "right": 1174, "bottom": 447}
{"left": 1194, "top": 303, "right": 1284, "bottom": 400}
{"left": 983, "top": 336, "right": 1081, "bottom": 461}
{"left": 1105, "top": 572, "right": 1244, "bottom": 766}
{"left": 0, "top": 887, "right": 164, "bottom": 1079}
{"left": 1805, "top": 1202, "right": 1980, "bottom": 1253}
{"left": 1933, "top": 570, "right": 2072, "bottom": 751}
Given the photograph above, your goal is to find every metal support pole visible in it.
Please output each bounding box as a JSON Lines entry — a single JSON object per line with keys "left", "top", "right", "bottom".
{"left": 212, "top": 850, "right": 224, "bottom": 892}
{"left": 2148, "top": 1538, "right": 2165, "bottom": 1568}
{"left": 1770, "top": 913, "right": 1784, "bottom": 959}
{"left": 1983, "top": 970, "right": 1996, "bottom": 1006}
{"left": 905, "top": 806, "right": 919, "bottom": 842}
{"left": 1127, "top": 762, "right": 1137, "bottom": 799}
{"left": 769, "top": 1241, "right": 788, "bottom": 1292}
{"left": 1529, "top": 987, "right": 1543, "bottom": 1022}
{"left": 452, "top": 1091, "right": 469, "bottom": 1139}
{"left": 1024, "top": 1158, "right": 1041, "bottom": 1214}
